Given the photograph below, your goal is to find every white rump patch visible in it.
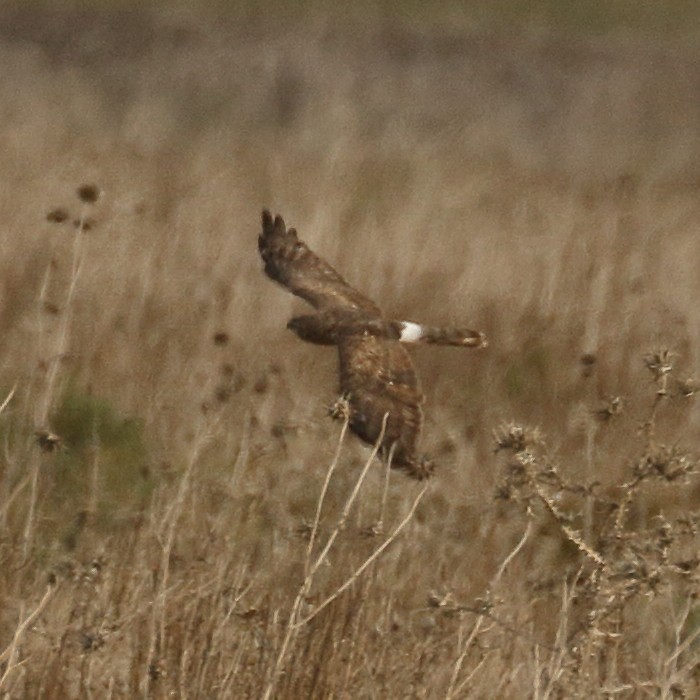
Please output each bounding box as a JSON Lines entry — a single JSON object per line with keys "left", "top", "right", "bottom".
{"left": 399, "top": 321, "right": 424, "bottom": 342}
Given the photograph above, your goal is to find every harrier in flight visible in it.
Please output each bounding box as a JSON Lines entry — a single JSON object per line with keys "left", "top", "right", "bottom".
{"left": 258, "top": 210, "right": 486, "bottom": 479}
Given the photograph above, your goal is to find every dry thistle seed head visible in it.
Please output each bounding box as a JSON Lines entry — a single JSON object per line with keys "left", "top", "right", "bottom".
{"left": 427, "top": 590, "right": 457, "bottom": 610}
{"left": 46, "top": 207, "right": 70, "bottom": 223}
{"left": 73, "top": 217, "right": 96, "bottom": 231}
{"left": 220, "top": 362, "right": 234, "bottom": 377}
{"left": 294, "top": 520, "right": 314, "bottom": 540}
{"left": 236, "top": 607, "right": 259, "bottom": 620}
{"left": 79, "top": 631, "right": 105, "bottom": 652}
{"left": 514, "top": 450, "right": 537, "bottom": 468}
{"left": 644, "top": 349, "right": 674, "bottom": 380}
{"left": 76, "top": 183, "right": 101, "bottom": 204}
{"left": 148, "top": 662, "right": 163, "bottom": 682}
{"left": 595, "top": 396, "right": 623, "bottom": 422}
{"left": 42, "top": 301, "right": 60, "bottom": 315}
{"left": 359, "top": 522, "right": 384, "bottom": 537}
{"left": 634, "top": 446, "right": 697, "bottom": 482}
{"left": 35, "top": 430, "right": 62, "bottom": 452}
{"left": 327, "top": 394, "right": 351, "bottom": 422}
{"left": 402, "top": 455, "right": 435, "bottom": 480}
{"left": 214, "top": 385, "right": 231, "bottom": 403}
{"left": 493, "top": 422, "right": 542, "bottom": 453}
{"left": 580, "top": 352, "right": 597, "bottom": 378}
{"left": 654, "top": 516, "right": 674, "bottom": 553}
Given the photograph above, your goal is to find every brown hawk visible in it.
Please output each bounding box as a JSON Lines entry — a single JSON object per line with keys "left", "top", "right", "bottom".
{"left": 258, "top": 210, "right": 486, "bottom": 479}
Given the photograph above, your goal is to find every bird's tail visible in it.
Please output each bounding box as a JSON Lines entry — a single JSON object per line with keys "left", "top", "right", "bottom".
{"left": 393, "top": 320, "right": 487, "bottom": 348}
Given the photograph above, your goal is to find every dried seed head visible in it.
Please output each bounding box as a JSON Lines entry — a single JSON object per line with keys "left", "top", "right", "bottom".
{"left": 403, "top": 455, "right": 435, "bottom": 481}
{"left": 581, "top": 353, "right": 597, "bottom": 366}
{"left": 213, "top": 331, "right": 230, "bottom": 346}
{"left": 634, "top": 446, "right": 697, "bottom": 482}
{"left": 73, "top": 217, "right": 96, "bottom": 231}
{"left": 76, "top": 184, "right": 101, "bottom": 204}
{"left": 236, "top": 607, "right": 259, "bottom": 620}
{"left": 42, "top": 301, "right": 60, "bottom": 315}
{"left": 359, "top": 522, "right": 384, "bottom": 537}
{"left": 427, "top": 591, "right": 456, "bottom": 609}
{"left": 595, "top": 396, "right": 623, "bottom": 422}
{"left": 46, "top": 208, "right": 70, "bottom": 224}
{"left": 35, "top": 430, "right": 63, "bottom": 452}
{"left": 80, "top": 631, "right": 105, "bottom": 652}
{"left": 644, "top": 349, "right": 674, "bottom": 381}
{"left": 220, "top": 363, "right": 235, "bottom": 377}
{"left": 327, "top": 395, "right": 351, "bottom": 422}
{"left": 580, "top": 352, "right": 597, "bottom": 378}
{"left": 493, "top": 422, "right": 542, "bottom": 453}
{"left": 214, "top": 385, "right": 231, "bottom": 403}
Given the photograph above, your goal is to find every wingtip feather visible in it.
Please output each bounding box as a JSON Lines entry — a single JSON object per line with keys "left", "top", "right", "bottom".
{"left": 261, "top": 210, "right": 297, "bottom": 242}
{"left": 260, "top": 209, "right": 275, "bottom": 241}
{"left": 273, "top": 214, "right": 286, "bottom": 236}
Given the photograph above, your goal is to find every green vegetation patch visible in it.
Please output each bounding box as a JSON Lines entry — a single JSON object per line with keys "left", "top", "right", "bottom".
{"left": 49, "top": 385, "right": 152, "bottom": 532}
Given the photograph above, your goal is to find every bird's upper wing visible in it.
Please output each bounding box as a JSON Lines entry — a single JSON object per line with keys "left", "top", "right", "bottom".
{"left": 258, "top": 210, "right": 381, "bottom": 314}
{"left": 337, "top": 334, "right": 424, "bottom": 465}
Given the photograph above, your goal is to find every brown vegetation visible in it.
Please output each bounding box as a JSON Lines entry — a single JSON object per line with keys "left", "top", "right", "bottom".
{"left": 2, "top": 3, "right": 700, "bottom": 697}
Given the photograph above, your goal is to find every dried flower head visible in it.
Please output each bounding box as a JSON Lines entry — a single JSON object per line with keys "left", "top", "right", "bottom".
{"left": 427, "top": 590, "right": 457, "bottom": 610}
{"left": 76, "top": 184, "right": 101, "bottom": 204}
{"left": 79, "top": 631, "right": 105, "bottom": 652}
{"left": 214, "top": 385, "right": 231, "bottom": 403}
{"left": 403, "top": 454, "right": 435, "bottom": 481}
{"left": 327, "top": 395, "right": 351, "bottom": 422}
{"left": 595, "top": 396, "right": 623, "bottom": 422}
{"left": 35, "top": 430, "right": 63, "bottom": 452}
{"left": 493, "top": 422, "right": 542, "bottom": 453}
{"left": 580, "top": 352, "right": 597, "bottom": 378}
{"left": 644, "top": 349, "right": 674, "bottom": 381}
{"left": 73, "top": 217, "right": 96, "bottom": 231}
{"left": 220, "top": 363, "right": 234, "bottom": 377}
{"left": 633, "top": 446, "right": 697, "bottom": 482}
{"left": 42, "top": 301, "right": 60, "bottom": 315}
{"left": 46, "top": 208, "right": 70, "bottom": 224}
{"left": 213, "top": 331, "right": 230, "bottom": 346}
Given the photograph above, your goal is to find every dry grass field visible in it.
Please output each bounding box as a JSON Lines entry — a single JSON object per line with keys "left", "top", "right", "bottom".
{"left": 3, "top": 2, "right": 700, "bottom": 697}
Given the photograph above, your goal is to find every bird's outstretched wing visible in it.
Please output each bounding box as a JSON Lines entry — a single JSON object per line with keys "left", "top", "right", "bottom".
{"left": 258, "top": 210, "right": 381, "bottom": 315}
{"left": 337, "top": 334, "right": 426, "bottom": 473}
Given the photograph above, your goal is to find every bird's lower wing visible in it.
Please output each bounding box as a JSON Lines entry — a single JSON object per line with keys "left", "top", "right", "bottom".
{"left": 337, "top": 335, "right": 424, "bottom": 464}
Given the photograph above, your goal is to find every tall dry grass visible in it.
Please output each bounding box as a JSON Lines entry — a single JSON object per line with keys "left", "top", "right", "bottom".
{"left": 1, "top": 3, "right": 700, "bottom": 697}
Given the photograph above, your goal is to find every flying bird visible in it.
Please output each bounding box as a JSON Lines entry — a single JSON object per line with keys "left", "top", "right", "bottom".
{"left": 258, "top": 210, "right": 486, "bottom": 479}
